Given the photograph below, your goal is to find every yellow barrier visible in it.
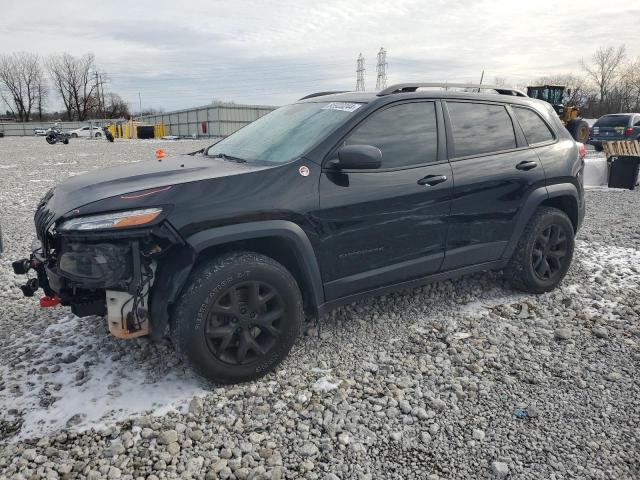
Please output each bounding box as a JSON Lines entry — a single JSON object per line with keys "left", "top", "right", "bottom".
{"left": 105, "top": 122, "right": 167, "bottom": 139}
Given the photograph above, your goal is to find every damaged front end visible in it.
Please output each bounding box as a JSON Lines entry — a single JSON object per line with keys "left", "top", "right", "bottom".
{"left": 14, "top": 193, "right": 187, "bottom": 340}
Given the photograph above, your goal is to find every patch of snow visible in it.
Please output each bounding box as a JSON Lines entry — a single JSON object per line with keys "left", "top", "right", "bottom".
{"left": 311, "top": 377, "right": 340, "bottom": 393}
{"left": 0, "top": 315, "right": 207, "bottom": 441}
{"left": 583, "top": 156, "right": 607, "bottom": 187}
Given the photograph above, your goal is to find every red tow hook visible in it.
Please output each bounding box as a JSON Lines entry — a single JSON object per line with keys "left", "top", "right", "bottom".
{"left": 40, "top": 296, "right": 61, "bottom": 308}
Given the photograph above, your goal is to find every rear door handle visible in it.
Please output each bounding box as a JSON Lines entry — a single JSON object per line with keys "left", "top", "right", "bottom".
{"left": 516, "top": 160, "right": 538, "bottom": 171}
{"left": 417, "top": 174, "right": 447, "bottom": 186}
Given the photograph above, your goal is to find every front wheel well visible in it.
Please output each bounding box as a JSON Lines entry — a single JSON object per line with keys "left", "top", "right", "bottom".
{"left": 539, "top": 195, "right": 578, "bottom": 232}
{"left": 195, "top": 237, "right": 317, "bottom": 314}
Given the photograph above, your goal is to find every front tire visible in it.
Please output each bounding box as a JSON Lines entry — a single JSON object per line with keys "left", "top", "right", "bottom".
{"left": 171, "top": 251, "right": 303, "bottom": 383}
{"left": 505, "top": 207, "right": 575, "bottom": 293}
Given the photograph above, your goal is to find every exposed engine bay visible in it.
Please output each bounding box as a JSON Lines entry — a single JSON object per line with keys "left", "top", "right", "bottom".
{"left": 13, "top": 218, "right": 182, "bottom": 340}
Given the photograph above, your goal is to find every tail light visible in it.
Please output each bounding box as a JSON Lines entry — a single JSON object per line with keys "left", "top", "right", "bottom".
{"left": 625, "top": 127, "right": 633, "bottom": 137}
{"left": 578, "top": 142, "right": 586, "bottom": 159}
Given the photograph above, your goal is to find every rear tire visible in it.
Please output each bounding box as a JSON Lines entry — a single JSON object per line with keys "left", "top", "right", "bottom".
{"left": 171, "top": 251, "right": 303, "bottom": 383}
{"left": 63, "top": 138, "right": 69, "bottom": 145}
{"left": 505, "top": 207, "right": 575, "bottom": 294}
{"left": 95, "top": 132, "right": 102, "bottom": 138}
{"left": 71, "top": 133, "right": 78, "bottom": 138}
{"left": 567, "top": 119, "right": 589, "bottom": 143}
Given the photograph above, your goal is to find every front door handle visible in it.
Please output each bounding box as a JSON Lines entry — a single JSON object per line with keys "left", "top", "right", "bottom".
{"left": 417, "top": 174, "right": 447, "bottom": 186}
{"left": 516, "top": 160, "right": 538, "bottom": 171}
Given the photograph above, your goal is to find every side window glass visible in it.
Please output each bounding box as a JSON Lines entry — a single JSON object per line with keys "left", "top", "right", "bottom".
{"left": 344, "top": 102, "right": 438, "bottom": 168}
{"left": 634, "top": 117, "right": 640, "bottom": 127}
{"left": 514, "top": 107, "right": 555, "bottom": 144}
{"left": 447, "top": 102, "right": 516, "bottom": 157}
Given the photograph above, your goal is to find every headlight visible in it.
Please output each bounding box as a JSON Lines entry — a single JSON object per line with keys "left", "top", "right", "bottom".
{"left": 58, "top": 208, "right": 163, "bottom": 231}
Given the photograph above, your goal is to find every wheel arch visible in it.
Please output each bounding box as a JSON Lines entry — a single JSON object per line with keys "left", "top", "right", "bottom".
{"left": 188, "top": 221, "right": 324, "bottom": 313}
{"left": 149, "top": 220, "right": 324, "bottom": 339}
{"left": 503, "top": 183, "right": 580, "bottom": 259}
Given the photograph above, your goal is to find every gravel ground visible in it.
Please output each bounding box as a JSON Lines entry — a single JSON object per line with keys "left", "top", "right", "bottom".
{"left": 0, "top": 137, "right": 639, "bottom": 479}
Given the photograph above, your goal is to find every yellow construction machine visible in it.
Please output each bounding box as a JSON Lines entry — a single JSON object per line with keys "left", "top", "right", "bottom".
{"left": 526, "top": 85, "right": 589, "bottom": 143}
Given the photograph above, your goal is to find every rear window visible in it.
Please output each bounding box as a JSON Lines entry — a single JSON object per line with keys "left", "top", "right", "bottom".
{"left": 447, "top": 102, "right": 516, "bottom": 157}
{"left": 595, "top": 115, "right": 631, "bottom": 128}
{"left": 513, "top": 107, "right": 554, "bottom": 144}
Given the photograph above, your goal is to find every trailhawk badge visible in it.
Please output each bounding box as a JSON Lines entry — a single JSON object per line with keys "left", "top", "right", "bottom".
{"left": 299, "top": 166, "right": 310, "bottom": 177}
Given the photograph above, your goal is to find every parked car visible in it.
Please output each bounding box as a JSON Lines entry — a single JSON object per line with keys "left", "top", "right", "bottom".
{"left": 13, "top": 83, "right": 585, "bottom": 383}
{"left": 34, "top": 128, "right": 48, "bottom": 136}
{"left": 69, "top": 125, "right": 103, "bottom": 138}
{"left": 588, "top": 113, "right": 640, "bottom": 151}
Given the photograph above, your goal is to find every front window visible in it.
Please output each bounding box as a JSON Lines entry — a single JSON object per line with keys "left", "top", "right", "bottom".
{"left": 206, "top": 102, "right": 363, "bottom": 163}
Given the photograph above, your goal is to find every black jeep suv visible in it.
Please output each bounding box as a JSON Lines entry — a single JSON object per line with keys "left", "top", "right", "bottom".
{"left": 14, "top": 83, "right": 585, "bottom": 383}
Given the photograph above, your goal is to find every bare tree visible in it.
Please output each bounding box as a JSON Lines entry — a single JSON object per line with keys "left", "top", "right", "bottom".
{"left": 0, "top": 52, "right": 44, "bottom": 121}
{"left": 104, "top": 93, "right": 130, "bottom": 118}
{"left": 47, "top": 53, "right": 99, "bottom": 120}
{"left": 581, "top": 45, "right": 626, "bottom": 103}
{"left": 36, "top": 80, "right": 48, "bottom": 121}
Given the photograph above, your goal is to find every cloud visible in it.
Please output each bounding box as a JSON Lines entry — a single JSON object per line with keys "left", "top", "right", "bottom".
{"left": 1, "top": 0, "right": 638, "bottom": 111}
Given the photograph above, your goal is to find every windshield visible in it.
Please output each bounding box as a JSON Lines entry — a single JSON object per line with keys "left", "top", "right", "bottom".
{"left": 595, "top": 115, "right": 631, "bottom": 128}
{"left": 206, "top": 101, "right": 363, "bottom": 163}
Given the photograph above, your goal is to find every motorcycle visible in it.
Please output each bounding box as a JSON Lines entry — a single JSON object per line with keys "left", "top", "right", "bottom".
{"left": 45, "top": 126, "right": 71, "bottom": 145}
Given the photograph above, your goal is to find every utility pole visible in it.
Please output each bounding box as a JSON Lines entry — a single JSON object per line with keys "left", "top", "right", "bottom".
{"left": 356, "top": 53, "right": 366, "bottom": 92}
{"left": 138, "top": 92, "right": 142, "bottom": 118}
{"left": 100, "top": 73, "right": 106, "bottom": 119}
{"left": 95, "top": 72, "right": 102, "bottom": 118}
{"left": 375, "top": 47, "right": 388, "bottom": 91}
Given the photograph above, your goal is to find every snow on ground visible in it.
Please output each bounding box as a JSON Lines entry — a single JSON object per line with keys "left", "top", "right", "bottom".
{"left": 0, "top": 314, "right": 208, "bottom": 440}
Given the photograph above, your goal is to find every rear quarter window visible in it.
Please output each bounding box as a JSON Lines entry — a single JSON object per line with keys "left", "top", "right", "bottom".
{"left": 513, "top": 107, "right": 555, "bottom": 145}
{"left": 447, "top": 102, "right": 516, "bottom": 157}
{"left": 595, "top": 115, "right": 631, "bottom": 128}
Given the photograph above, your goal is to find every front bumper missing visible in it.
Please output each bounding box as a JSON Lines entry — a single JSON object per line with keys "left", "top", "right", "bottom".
{"left": 14, "top": 236, "right": 157, "bottom": 340}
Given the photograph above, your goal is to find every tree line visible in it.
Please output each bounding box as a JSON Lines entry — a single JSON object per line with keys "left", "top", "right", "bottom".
{"left": 0, "top": 52, "right": 129, "bottom": 122}
{"left": 528, "top": 45, "right": 640, "bottom": 118}
{"left": 2, "top": 45, "right": 639, "bottom": 123}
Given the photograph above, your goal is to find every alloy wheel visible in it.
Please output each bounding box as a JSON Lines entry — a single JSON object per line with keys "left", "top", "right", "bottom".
{"left": 204, "top": 280, "right": 283, "bottom": 365}
{"left": 531, "top": 223, "right": 568, "bottom": 280}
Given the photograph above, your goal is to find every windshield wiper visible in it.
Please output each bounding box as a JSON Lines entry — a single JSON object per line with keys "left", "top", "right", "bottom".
{"left": 208, "top": 153, "right": 248, "bottom": 163}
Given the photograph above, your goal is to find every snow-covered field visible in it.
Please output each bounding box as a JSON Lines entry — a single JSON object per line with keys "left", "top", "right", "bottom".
{"left": 0, "top": 137, "right": 639, "bottom": 479}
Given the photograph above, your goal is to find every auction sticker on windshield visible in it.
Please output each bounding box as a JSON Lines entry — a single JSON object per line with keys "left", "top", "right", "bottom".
{"left": 322, "top": 102, "right": 362, "bottom": 113}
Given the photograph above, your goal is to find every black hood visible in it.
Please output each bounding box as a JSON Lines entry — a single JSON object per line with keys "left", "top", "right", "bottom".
{"left": 42, "top": 154, "right": 271, "bottom": 221}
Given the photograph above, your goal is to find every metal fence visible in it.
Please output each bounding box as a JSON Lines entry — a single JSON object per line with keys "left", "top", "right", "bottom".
{"left": 137, "top": 102, "right": 276, "bottom": 138}
{"left": 0, "top": 102, "right": 277, "bottom": 138}
{"left": 0, "top": 120, "right": 112, "bottom": 137}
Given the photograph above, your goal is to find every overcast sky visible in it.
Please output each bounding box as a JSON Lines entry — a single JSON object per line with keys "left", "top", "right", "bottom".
{"left": 2, "top": 0, "right": 639, "bottom": 112}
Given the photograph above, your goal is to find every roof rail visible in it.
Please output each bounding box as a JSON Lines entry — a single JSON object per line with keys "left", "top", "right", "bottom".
{"left": 377, "top": 83, "right": 528, "bottom": 97}
{"left": 298, "top": 91, "right": 349, "bottom": 101}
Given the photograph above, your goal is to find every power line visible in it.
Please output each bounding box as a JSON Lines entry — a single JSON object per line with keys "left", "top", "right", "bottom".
{"left": 375, "top": 47, "right": 388, "bottom": 91}
{"left": 356, "top": 53, "right": 365, "bottom": 91}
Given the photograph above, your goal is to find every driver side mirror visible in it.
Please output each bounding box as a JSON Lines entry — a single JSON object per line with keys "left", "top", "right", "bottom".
{"left": 332, "top": 145, "right": 382, "bottom": 170}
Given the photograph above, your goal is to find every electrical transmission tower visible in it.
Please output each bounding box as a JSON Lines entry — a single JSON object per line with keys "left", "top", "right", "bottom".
{"left": 375, "top": 47, "right": 388, "bottom": 91}
{"left": 356, "top": 53, "right": 366, "bottom": 91}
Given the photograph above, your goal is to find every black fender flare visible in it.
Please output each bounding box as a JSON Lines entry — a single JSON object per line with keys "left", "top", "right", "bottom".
{"left": 150, "top": 220, "right": 325, "bottom": 338}
{"left": 502, "top": 183, "right": 580, "bottom": 259}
